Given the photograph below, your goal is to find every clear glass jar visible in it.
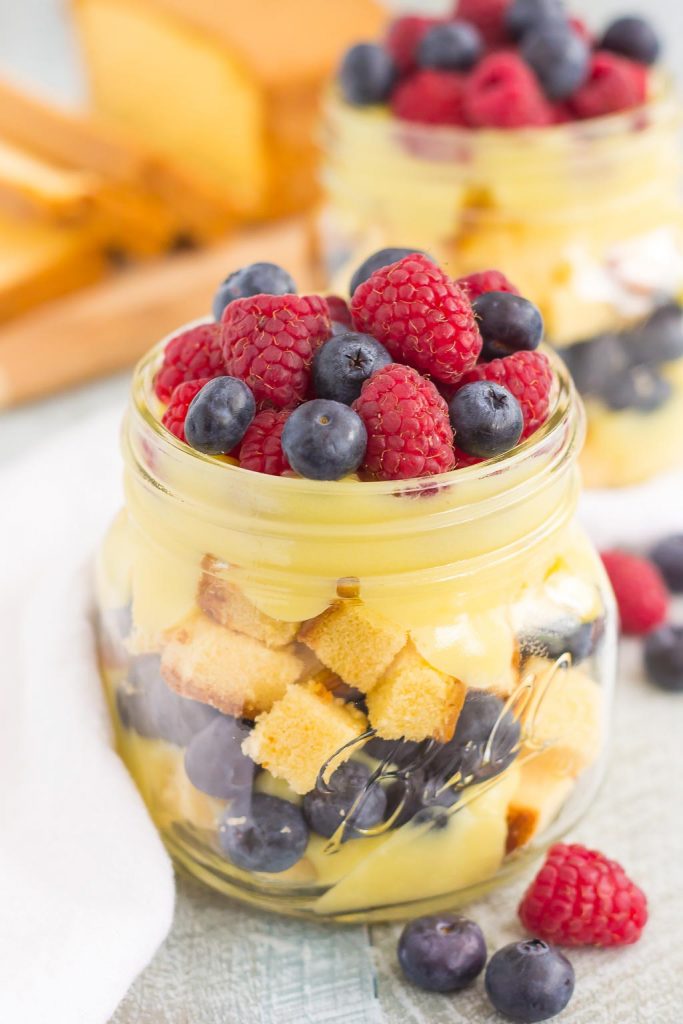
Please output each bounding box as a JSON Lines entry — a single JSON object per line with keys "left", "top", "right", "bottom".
{"left": 320, "top": 87, "right": 683, "bottom": 488}
{"left": 95, "top": 336, "right": 616, "bottom": 922}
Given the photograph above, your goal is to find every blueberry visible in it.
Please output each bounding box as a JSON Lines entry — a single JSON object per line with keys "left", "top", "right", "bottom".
{"left": 506, "top": 0, "right": 566, "bottom": 42}
{"left": 473, "top": 292, "right": 544, "bottom": 361}
{"left": 184, "top": 716, "right": 255, "bottom": 798}
{"left": 449, "top": 382, "right": 524, "bottom": 459}
{"left": 312, "top": 332, "right": 391, "bottom": 406}
{"left": 650, "top": 535, "right": 683, "bottom": 593}
{"left": 430, "top": 690, "right": 521, "bottom": 785}
{"left": 212, "top": 262, "right": 296, "bottom": 320}
{"left": 218, "top": 793, "right": 309, "bottom": 873}
{"left": 398, "top": 914, "right": 487, "bottom": 993}
{"left": 339, "top": 43, "right": 398, "bottom": 107}
{"left": 521, "top": 22, "right": 590, "bottom": 100}
{"left": 520, "top": 617, "right": 602, "bottom": 665}
{"left": 384, "top": 770, "right": 459, "bottom": 830}
{"left": 303, "top": 761, "right": 387, "bottom": 839}
{"left": 418, "top": 21, "right": 483, "bottom": 72}
{"left": 601, "top": 16, "right": 661, "bottom": 66}
{"left": 644, "top": 625, "right": 683, "bottom": 693}
{"left": 601, "top": 365, "right": 672, "bottom": 413}
{"left": 485, "top": 939, "right": 575, "bottom": 1023}
{"left": 350, "top": 247, "right": 433, "bottom": 296}
{"left": 624, "top": 303, "right": 683, "bottom": 367}
{"left": 118, "top": 655, "right": 218, "bottom": 745}
{"left": 185, "top": 377, "right": 255, "bottom": 455}
{"left": 558, "top": 335, "right": 629, "bottom": 397}
{"left": 281, "top": 400, "right": 367, "bottom": 480}
{"left": 365, "top": 736, "right": 423, "bottom": 768}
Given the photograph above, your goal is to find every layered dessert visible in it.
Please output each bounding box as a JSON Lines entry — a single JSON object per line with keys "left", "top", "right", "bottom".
{"left": 321, "top": 3, "right": 683, "bottom": 487}
{"left": 96, "top": 250, "right": 615, "bottom": 921}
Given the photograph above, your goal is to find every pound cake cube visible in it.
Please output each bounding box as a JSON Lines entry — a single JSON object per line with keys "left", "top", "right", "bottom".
{"left": 367, "top": 644, "right": 467, "bottom": 743}
{"left": 198, "top": 557, "right": 299, "bottom": 648}
{"left": 300, "top": 601, "right": 406, "bottom": 693}
{"left": 242, "top": 681, "right": 367, "bottom": 795}
{"left": 505, "top": 759, "right": 574, "bottom": 854}
{"left": 160, "top": 612, "right": 302, "bottom": 717}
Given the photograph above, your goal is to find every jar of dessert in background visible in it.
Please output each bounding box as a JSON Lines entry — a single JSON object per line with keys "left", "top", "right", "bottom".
{"left": 95, "top": 332, "right": 616, "bottom": 922}
{"left": 319, "top": 4, "right": 683, "bottom": 487}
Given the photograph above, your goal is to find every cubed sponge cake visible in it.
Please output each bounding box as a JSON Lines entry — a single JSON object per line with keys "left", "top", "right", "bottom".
{"left": 242, "top": 681, "right": 368, "bottom": 795}
{"left": 198, "top": 556, "right": 299, "bottom": 648}
{"left": 366, "top": 644, "right": 467, "bottom": 743}
{"left": 160, "top": 612, "right": 302, "bottom": 717}
{"left": 505, "top": 759, "right": 574, "bottom": 854}
{"left": 299, "top": 600, "right": 406, "bottom": 693}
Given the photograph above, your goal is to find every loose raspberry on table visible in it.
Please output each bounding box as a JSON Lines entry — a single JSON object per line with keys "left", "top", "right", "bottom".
{"left": 351, "top": 254, "right": 482, "bottom": 384}
{"left": 352, "top": 363, "right": 455, "bottom": 480}
{"left": 238, "top": 409, "right": 291, "bottom": 476}
{"left": 154, "top": 323, "right": 224, "bottom": 403}
{"left": 462, "top": 53, "right": 554, "bottom": 128}
{"left": 456, "top": 270, "right": 520, "bottom": 301}
{"left": 161, "top": 378, "right": 210, "bottom": 444}
{"left": 391, "top": 70, "right": 467, "bottom": 126}
{"left": 326, "top": 295, "right": 352, "bottom": 327}
{"left": 519, "top": 843, "right": 648, "bottom": 948}
{"left": 453, "top": 0, "right": 511, "bottom": 47}
{"left": 456, "top": 350, "right": 553, "bottom": 438}
{"left": 386, "top": 16, "right": 438, "bottom": 73}
{"left": 571, "top": 51, "right": 647, "bottom": 120}
{"left": 601, "top": 550, "right": 669, "bottom": 635}
{"left": 221, "top": 294, "right": 331, "bottom": 409}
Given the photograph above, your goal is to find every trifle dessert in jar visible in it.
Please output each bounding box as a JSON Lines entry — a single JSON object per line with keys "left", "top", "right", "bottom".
{"left": 96, "top": 252, "right": 616, "bottom": 922}
{"left": 320, "top": 2, "right": 683, "bottom": 488}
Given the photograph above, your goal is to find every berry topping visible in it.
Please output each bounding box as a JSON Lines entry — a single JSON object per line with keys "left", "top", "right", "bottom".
{"left": 449, "top": 381, "right": 524, "bottom": 458}
{"left": 281, "top": 400, "right": 368, "bottom": 481}
{"left": 571, "top": 51, "right": 647, "bottom": 120}
{"left": 302, "top": 761, "right": 387, "bottom": 839}
{"left": 350, "top": 247, "right": 433, "bottom": 296}
{"left": 518, "top": 843, "right": 649, "bottom": 947}
{"left": 600, "top": 550, "right": 670, "bottom": 635}
{"left": 456, "top": 350, "right": 554, "bottom": 439}
{"left": 453, "top": 0, "right": 511, "bottom": 47}
{"left": 312, "top": 331, "right": 392, "bottom": 405}
{"left": 462, "top": 52, "right": 554, "bottom": 128}
{"left": 212, "top": 262, "right": 297, "bottom": 321}
{"left": 650, "top": 534, "right": 683, "bottom": 593}
{"left": 505, "top": 0, "right": 566, "bottom": 42}
{"left": 418, "top": 21, "right": 483, "bottom": 73}
{"left": 391, "top": 69, "right": 467, "bottom": 126}
{"left": 351, "top": 254, "right": 482, "bottom": 384}
{"left": 218, "top": 793, "right": 309, "bottom": 873}
{"left": 398, "top": 914, "right": 487, "bottom": 993}
{"left": 184, "top": 716, "right": 255, "bottom": 799}
{"left": 161, "top": 378, "right": 210, "bottom": 443}
{"left": 456, "top": 269, "right": 520, "bottom": 301}
{"left": 353, "top": 364, "right": 456, "bottom": 480}
{"left": 221, "top": 293, "right": 331, "bottom": 409}
{"left": 601, "top": 16, "right": 661, "bottom": 67}
{"left": 184, "top": 376, "right": 255, "bottom": 456}
{"left": 430, "top": 689, "right": 521, "bottom": 784}
{"left": 644, "top": 625, "right": 683, "bottom": 692}
{"left": 485, "top": 939, "right": 575, "bottom": 1022}
{"left": 386, "top": 16, "right": 439, "bottom": 74}
{"left": 325, "top": 294, "right": 353, "bottom": 328}
{"left": 601, "top": 365, "right": 672, "bottom": 413}
{"left": 238, "top": 408, "right": 291, "bottom": 476}
{"left": 339, "top": 43, "right": 397, "bottom": 107}
{"left": 154, "top": 323, "right": 225, "bottom": 403}
{"left": 521, "top": 21, "right": 590, "bottom": 101}
{"left": 473, "top": 291, "right": 544, "bottom": 360}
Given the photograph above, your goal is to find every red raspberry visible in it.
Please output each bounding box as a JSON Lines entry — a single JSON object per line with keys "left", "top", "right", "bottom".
{"left": 463, "top": 53, "right": 554, "bottom": 128}
{"left": 456, "top": 269, "right": 520, "bottom": 301}
{"left": 601, "top": 550, "right": 670, "bottom": 635}
{"left": 519, "top": 843, "right": 648, "bottom": 948}
{"left": 326, "top": 295, "right": 352, "bottom": 327}
{"left": 238, "top": 409, "right": 291, "bottom": 476}
{"left": 456, "top": 350, "right": 553, "bottom": 438}
{"left": 454, "top": 446, "right": 485, "bottom": 469}
{"left": 352, "top": 364, "right": 455, "bottom": 480}
{"left": 452, "top": 0, "right": 511, "bottom": 46}
{"left": 571, "top": 52, "right": 647, "bottom": 120}
{"left": 386, "top": 16, "right": 438, "bottom": 74}
{"left": 161, "top": 378, "right": 209, "bottom": 443}
{"left": 351, "top": 254, "right": 482, "bottom": 384}
{"left": 221, "top": 294, "right": 331, "bottom": 409}
{"left": 391, "top": 70, "right": 467, "bottom": 126}
{"left": 154, "top": 323, "right": 224, "bottom": 403}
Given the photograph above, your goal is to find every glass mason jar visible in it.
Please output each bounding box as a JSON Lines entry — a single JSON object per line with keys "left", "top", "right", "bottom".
{"left": 319, "top": 86, "right": 683, "bottom": 489}
{"left": 95, "top": 336, "right": 616, "bottom": 923}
